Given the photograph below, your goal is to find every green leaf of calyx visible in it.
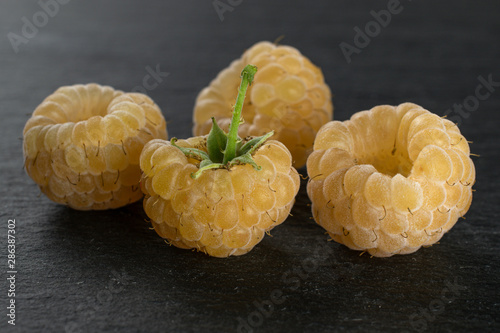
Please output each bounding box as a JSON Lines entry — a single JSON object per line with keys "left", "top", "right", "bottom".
{"left": 199, "top": 159, "right": 214, "bottom": 169}
{"left": 237, "top": 131, "right": 274, "bottom": 156}
{"left": 170, "top": 138, "right": 210, "bottom": 161}
{"left": 228, "top": 152, "right": 261, "bottom": 170}
{"left": 191, "top": 162, "right": 225, "bottom": 179}
{"left": 206, "top": 117, "right": 227, "bottom": 163}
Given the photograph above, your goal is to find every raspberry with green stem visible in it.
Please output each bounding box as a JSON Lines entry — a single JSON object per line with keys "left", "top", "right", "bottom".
{"left": 172, "top": 64, "right": 274, "bottom": 179}
{"left": 139, "top": 63, "right": 300, "bottom": 257}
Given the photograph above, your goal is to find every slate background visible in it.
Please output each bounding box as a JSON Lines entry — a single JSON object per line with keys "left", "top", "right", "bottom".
{"left": 1, "top": 1, "right": 499, "bottom": 332}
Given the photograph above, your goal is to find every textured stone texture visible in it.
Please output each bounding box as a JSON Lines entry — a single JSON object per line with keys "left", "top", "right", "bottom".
{"left": 0, "top": 0, "right": 499, "bottom": 332}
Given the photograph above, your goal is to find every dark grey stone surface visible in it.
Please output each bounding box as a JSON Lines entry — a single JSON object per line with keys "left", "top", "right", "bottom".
{"left": 0, "top": 0, "right": 499, "bottom": 332}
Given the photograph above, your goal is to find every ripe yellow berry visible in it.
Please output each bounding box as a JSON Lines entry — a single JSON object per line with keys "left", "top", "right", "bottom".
{"left": 193, "top": 41, "right": 333, "bottom": 168}
{"left": 307, "top": 103, "right": 475, "bottom": 257}
{"left": 23, "top": 83, "right": 167, "bottom": 210}
{"left": 140, "top": 138, "right": 300, "bottom": 257}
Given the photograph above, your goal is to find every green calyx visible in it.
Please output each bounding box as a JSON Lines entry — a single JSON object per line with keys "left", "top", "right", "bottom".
{"left": 172, "top": 64, "right": 274, "bottom": 179}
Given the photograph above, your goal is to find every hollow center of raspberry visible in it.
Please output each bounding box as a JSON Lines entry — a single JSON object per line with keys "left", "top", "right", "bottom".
{"left": 357, "top": 148, "right": 412, "bottom": 178}
{"left": 68, "top": 100, "right": 111, "bottom": 123}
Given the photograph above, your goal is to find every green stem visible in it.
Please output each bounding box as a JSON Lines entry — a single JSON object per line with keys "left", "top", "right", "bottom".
{"left": 223, "top": 64, "right": 258, "bottom": 164}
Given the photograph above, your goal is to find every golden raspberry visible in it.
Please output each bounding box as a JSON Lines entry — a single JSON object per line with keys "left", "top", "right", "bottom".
{"left": 140, "top": 138, "right": 300, "bottom": 257}
{"left": 23, "top": 83, "right": 168, "bottom": 210}
{"left": 306, "top": 103, "right": 475, "bottom": 257}
{"left": 193, "top": 41, "right": 333, "bottom": 168}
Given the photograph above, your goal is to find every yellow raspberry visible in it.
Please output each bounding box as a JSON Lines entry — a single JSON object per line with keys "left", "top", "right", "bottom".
{"left": 23, "top": 83, "right": 168, "bottom": 210}
{"left": 193, "top": 41, "right": 333, "bottom": 168}
{"left": 307, "top": 103, "right": 475, "bottom": 257}
{"left": 141, "top": 138, "right": 299, "bottom": 257}
{"left": 141, "top": 65, "right": 300, "bottom": 257}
